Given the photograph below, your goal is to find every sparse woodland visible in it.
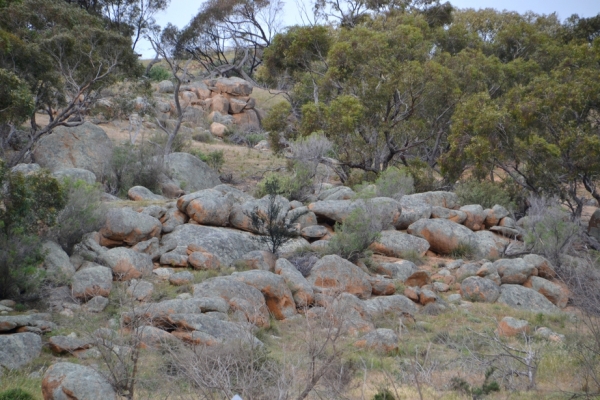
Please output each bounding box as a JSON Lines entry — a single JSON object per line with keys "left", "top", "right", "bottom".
{"left": 2, "top": 0, "right": 600, "bottom": 399}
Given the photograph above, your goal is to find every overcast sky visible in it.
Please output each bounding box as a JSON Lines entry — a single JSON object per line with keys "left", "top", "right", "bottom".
{"left": 138, "top": 0, "right": 599, "bottom": 58}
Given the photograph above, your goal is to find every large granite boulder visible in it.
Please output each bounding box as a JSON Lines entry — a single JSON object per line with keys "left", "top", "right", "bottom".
{"left": 164, "top": 152, "right": 221, "bottom": 192}
{"left": 232, "top": 270, "right": 297, "bottom": 319}
{"left": 161, "top": 224, "right": 262, "bottom": 266}
{"left": 42, "top": 362, "right": 117, "bottom": 400}
{"left": 104, "top": 248, "right": 153, "bottom": 280}
{"left": 498, "top": 285, "right": 560, "bottom": 313}
{"left": 407, "top": 219, "right": 477, "bottom": 255}
{"left": 71, "top": 264, "right": 113, "bottom": 300}
{"left": 33, "top": 122, "right": 113, "bottom": 177}
{"left": 370, "top": 230, "right": 430, "bottom": 257}
{"left": 307, "top": 255, "right": 372, "bottom": 299}
{"left": 99, "top": 207, "right": 162, "bottom": 247}
{"left": 193, "top": 277, "right": 269, "bottom": 327}
{"left": 274, "top": 258, "right": 314, "bottom": 308}
{"left": 0, "top": 332, "right": 42, "bottom": 370}
{"left": 42, "top": 240, "right": 76, "bottom": 281}
{"left": 460, "top": 276, "right": 501, "bottom": 303}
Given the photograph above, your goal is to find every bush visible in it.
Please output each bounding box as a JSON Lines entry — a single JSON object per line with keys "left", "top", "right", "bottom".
{"left": 372, "top": 389, "right": 396, "bottom": 400}
{"left": 47, "top": 179, "right": 106, "bottom": 255}
{"left": 455, "top": 179, "right": 515, "bottom": 210}
{"left": 192, "top": 131, "right": 214, "bottom": 143}
{"left": 108, "top": 142, "right": 165, "bottom": 197}
{"left": 0, "top": 389, "right": 35, "bottom": 400}
{"left": 356, "top": 166, "right": 414, "bottom": 199}
{"left": 374, "top": 166, "right": 414, "bottom": 199}
{"left": 150, "top": 128, "right": 192, "bottom": 153}
{"left": 247, "top": 179, "right": 304, "bottom": 254}
{"left": 327, "top": 202, "right": 382, "bottom": 262}
{"left": 0, "top": 163, "right": 66, "bottom": 299}
{"left": 522, "top": 195, "right": 581, "bottom": 267}
{"left": 148, "top": 65, "right": 171, "bottom": 82}
{"left": 255, "top": 162, "right": 314, "bottom": 201}
{"left": 187, "top": 149, "right": 225, "bottom": 172}
{"left": 263, "top": 101, "right": 295, "bottom": 153}
{"left": 406, "top": 161, "right": 445, "bottom": 193}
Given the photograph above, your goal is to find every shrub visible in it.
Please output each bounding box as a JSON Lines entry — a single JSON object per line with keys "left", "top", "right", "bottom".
{"left": 150, "top": 129, "right": 191, "bottom": 153}
{"left": 187, "top": 149, "right": 225, "bottom": 172}
{"left": 47, "top": 179, "right": 107, "bottom": 255}
{"left": 191, "top": 130, "right": 214, "bottom": 143}
{"left": 372, "top": 389, "right": 396, "bottom": 400}
{"left": 247, "top": 179, "right": 304, "bottom": 254}
{"left": 0, "top": 389, "right": 35, "bottom": 400}
{"left": 108, "top": 142, "right": 165, "bottom": 197}
{"left": 0, "top": 163, "right": 66, "bottom": 299}
{"left": 327, "top": 202, "right": 382, "bottom": 262}
{"left": 449, "top": 241, "right": 477, "bottom": 260}
{"left": 455, "top": 179, "right": 514, "bottom": 210}
{"left": 355, "top": 166, "right": 415, "bottom": 199}
{"left": 521, "top": 195, "right": 581, "bottom": 267}
{"left": 374, "top": 166, "right": 414, "bottom": 199}
{"left": 255, "top": 162, "right": 314, "bottom": 201}
{"left": 287, "top": 249, "right": 321, "bottom": 277}
{"left": 406, "top": 160, "right": 445, "bottom": 193}
{"left": 263, "top": 101, "right": 295, "bottom": 153}
{"left": 148, "top": 65, "right": 171, "bottom": 82}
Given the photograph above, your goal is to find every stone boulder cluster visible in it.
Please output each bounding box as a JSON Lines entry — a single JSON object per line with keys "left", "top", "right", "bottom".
{"left": 156, "top": 76, "right": 262, "bottom": 138}
{"left": 0, "top": 179, "right": 571, "bottom": 398}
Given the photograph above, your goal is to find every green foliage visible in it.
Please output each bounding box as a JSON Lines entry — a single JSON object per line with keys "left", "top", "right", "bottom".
{"left": 192, "top": 131, "right": 214, "bottom": 143}
{"left": 522, "top": 196, "right": 581, "bottom": 266}
{"left": 47, "top": 179, "right": 106, "bottom": 255}
{"left": 255, "top": 162, "right": 313, "bottom": 201}
{"left": 450, "top": 368, "right": 500, "bottom": 398}
{"left": 187, "top": 149, "right": 225, "bottom": 172}
{"left": 372, "top": 388, "right": 396, "bottom": 400}
{"left": 327, "top": 203, "right": 382, "bottom": 262}
{"left": 454, "top": 179, "right": 514, "bottom": 210}
{"left": 449, "top": 241, "right": 477, "bottom": 260}
{"left": 108, "top": 142, "right": 165, "bottom": 197}
{"left": 148, "top": 65, "right": 171, "bottom": 82}
{"left": 0, "top": 388, "right": 35, "bottom": 400}
{"left": 150, "top": 129, "right": 191, "bottom": 153}
{"left": 0, "top": 69, "right": 33, "bottom": 126}
{"left": 262, "top": 101, "right": 294, "bottom": 153}
{"left": 0, "top": 162, "right": 66, "bottom": 299}
{"left": 374, "top": 166, "right": 414, "bottom": 199}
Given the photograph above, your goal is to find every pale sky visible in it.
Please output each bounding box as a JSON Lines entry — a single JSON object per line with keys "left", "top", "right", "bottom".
{"left": 138, "top": 0, "right": 600, "bottom": 58}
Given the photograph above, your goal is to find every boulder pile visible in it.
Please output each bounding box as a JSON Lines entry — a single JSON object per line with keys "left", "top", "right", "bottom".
{"left": 156, "top": 77, "right": 262, "bottom": 136}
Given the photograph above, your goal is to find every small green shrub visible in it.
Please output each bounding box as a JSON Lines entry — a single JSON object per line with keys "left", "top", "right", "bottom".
{"left": 374, "top": 166, "right": 414, "bottom": 199}
{"left": 0, "top": 164, "right": 66, "bottom": 300}
{"left": 192, "top": 131, "right": 214, "bottom": 143}
{"left": 108, "top": 141, "right": 165, "bottom": 197}
{"left": 406, "top": 160, "right": 444, "bottom": 193}
{"left": 263, "top": 101, "right": 295, "bottom": 153}
{"left": 150, "top": 129, "right": 192, "bottom": 153}
{"left": 255, "top": 162, "right": 313, "bottom": 201}
{"left": 187, "top": 149, "right": 225, "bottom": 172}
{"left": 449, "top": 241, "right": 477, "bottom": 259}
{"left": 148, "top": 65, "right": 171, "bottom": 82}
{"left": 0, "top": 388, "right": 35, "bottom": 400}
{"left": 327, "top": 203, "right": 382, "bottom": 262}
{"left": 372, "top": 388, "right": 396, "bottom": 400}
{"left": 454, "top": 179, "right": 514, "bottom": 210}
{"left": 47, "top": 179, "right": 106, "bottom": 255}
{"left": 400, "top": 249, "right": 426, "bottom": 265}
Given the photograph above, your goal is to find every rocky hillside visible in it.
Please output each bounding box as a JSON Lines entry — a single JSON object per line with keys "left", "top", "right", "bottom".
{"left": 0, "top": 157, "right": 578, "bottom": 398}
